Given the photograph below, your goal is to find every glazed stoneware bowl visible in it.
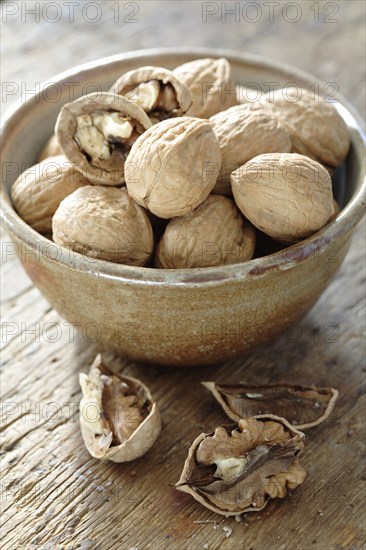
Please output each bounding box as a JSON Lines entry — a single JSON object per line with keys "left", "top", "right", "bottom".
{"left": 1, "top": 48, "right": 365, "bottom": 366}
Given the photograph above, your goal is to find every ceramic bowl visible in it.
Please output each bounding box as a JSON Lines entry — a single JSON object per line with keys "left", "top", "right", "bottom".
{"left": 1, "top": 48, "right": 365, "bottom": 366}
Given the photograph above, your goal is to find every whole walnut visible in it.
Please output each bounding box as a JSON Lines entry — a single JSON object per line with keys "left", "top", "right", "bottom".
{"left": 125, "top": 117, "right": 222, "bottom": 219}
{"left": 11, "top": 155, "right": 89, "bottom": 235}
{"left": 52, "top": 186, "right": 154, "bottom": 265}
{"left": 155, "top": 195, "right": 256, "bottom": 269}
{"left": 173, "top": 58, "right": 237, "bottom": 118}
{"left": 259, "top": 88, "right": 350, "bottom": 167}
{"left": 210, "top": 104, "right": 292, "bottom": 194}
{"left": 231, "top": 153, "right": 334, "bottom": 243}
{"left": 38, "top": 134, "right": 63, "bottom": 162}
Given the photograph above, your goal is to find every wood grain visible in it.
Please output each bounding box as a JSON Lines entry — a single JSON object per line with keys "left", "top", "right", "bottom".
{"left": 1, "top": 2, "right": 365, "bottom": 549}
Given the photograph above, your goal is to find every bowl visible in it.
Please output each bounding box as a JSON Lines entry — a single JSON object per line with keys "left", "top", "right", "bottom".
{"left": 1, "top": 48, "right": 365, "bottom": 366}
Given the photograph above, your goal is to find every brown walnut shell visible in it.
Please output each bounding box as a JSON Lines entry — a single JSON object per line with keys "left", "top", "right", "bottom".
{"left": 202, "top": 382, "right": 339, "bottom": 430}
{"left": 210, "top": 104, "right": 292, "bottom": 194}
{"left": 176, "top": 415, "right": 306, "bottom": 516}
{"left": 38, "top": 134, "right": 63, "bottom": 162}
{"left": 55, "top": 92, "right": 152, "bottom": 185}
{"left": 52, "top": 186, "right": 154, "bottom": 266}
{"left": 155, "top": 195, "right": 256, "bottom": 269}
{"left": 231, "top": 153, "right": 334, "bottom": 243}
{"left": 125, "top": 116, "right": 221, "bottom": 219}
{"left": 110, "top": 66, "right": 192, "bottom": 122}
{"left": 259, "top": 88, "right": 350, "bottom": 167}
{"left": 11, "top": 155, "right": 89, "bottom": 235}
{"left": 79, "top": 354, "right": 161, "bottom": 462}
{"left": 174, "top": 57, "right": 237, "bottom": 118}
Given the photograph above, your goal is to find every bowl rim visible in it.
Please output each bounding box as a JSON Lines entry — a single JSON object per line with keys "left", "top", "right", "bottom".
{"left": 1, "top": 47, "right": 365, "bottom": 287}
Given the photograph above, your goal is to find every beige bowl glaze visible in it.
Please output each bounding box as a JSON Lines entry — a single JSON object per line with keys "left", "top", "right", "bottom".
{"left": 1, "top": 49, "right": 365, "bottom": 366}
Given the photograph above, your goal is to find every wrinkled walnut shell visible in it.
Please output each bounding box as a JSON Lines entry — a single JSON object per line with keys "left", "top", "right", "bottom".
{"left": 125, "top": 117, "right": 222, "bottom": 219}
{"left": 259, "top": 88, "right": 350, "bottom": 167}
{"left": 202, "top": 382, "right": 339, "bottom": 430}
{"left": 155, "top": 195, "right": 256, "bottom": 268}
{"left": 210, "top": 104, "right": 292, "bottom": 194}
{"left": 110, "top": 66, "right": 192, "bottom": 122}
{"left": 176, "top": 415, "right": 306, "bottom": 516}
{"left": 174, "top": 57, "right": 237, "bottom": 119}
{"left": 56, "top": 92, "right": 152, "bottom": 185}
{"left": 231, "top": 153, "right": 334, "bottom": 243}
{"left": 38, "top": 134, "right": 63, "bottom": 162}
{"left": 79, "top": 354, "right": 161, "bottom": 462}
{"left": 52, "top": 186, "right": 154, "bottom": 265}
{"left": 11, "top": 155, "right": 89, "bottom": 235}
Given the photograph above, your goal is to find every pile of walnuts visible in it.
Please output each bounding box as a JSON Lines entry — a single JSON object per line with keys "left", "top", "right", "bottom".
{"left": 11, "top": 58, "right": 350, "bottom": 268}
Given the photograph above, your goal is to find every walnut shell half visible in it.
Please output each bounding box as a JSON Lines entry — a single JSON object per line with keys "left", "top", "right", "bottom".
{"left": 210, "top": 104, "right": 292, "bottom": 194}
{"left": 176, "top": 416, "right": 306, "bottom": 516}
{"left": 155, "top": 195, "right": 256, "bottom": 268}
{"left": 110, "top": 66, "right": 192, "bottom": 123}
{"left": 202, "top": 381, "right": 339, "bottom": 430}
{"left": 52, "top": 186, "right": 154, "bottom": 266}
{"left": 259, "top": 88, "right": 350, "bottom": 167}
{"left": 125, "top": 117, "right": 221, "bottom": 219}
{"left": 38, "top": 134, "right": 63, "bottom": 162}
{"left": 56, "top": 92, "right": 152, "bottom": 185}
{"left": 173, "top": 57, "right": 237, "bottom": 118}
{"left": 79, "top": 355, "right": 161, "bottom": 462}
{"left": 231, "top": 153, "right": 334, "bottom": 243}
{"left": 11, "top": 155, "right": 89, "bottom": 235}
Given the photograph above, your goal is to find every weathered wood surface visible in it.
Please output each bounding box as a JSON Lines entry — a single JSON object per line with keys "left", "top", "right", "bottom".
{"left": 1, "top": 2, "right": 365, "bottom": 549}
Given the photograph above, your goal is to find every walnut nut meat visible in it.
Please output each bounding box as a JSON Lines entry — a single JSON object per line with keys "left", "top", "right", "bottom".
{"left": 11, "top": 155, "right": 89, "bottom": 235}
{"left": 231, "top": 153, "right": 335, "bottom": 242}
{"left": 56, "top": 92, "right": 152, "bottom": 185}
{"left": 173, "top": 57, "right": 237, "bottom": 118}
{"left": 52, "top": 186, "right": 154, "bottom": 265}
{"left": 79, "top": 355, "right": 161, "bottom": 462}
{"left": 155, "top": 195, "right": 256, "bottom": 268}
{"left": 125, "top": 116, "right": 222, "bottom": 219}
{"left": 176, "top": 416, "right": 306, "bottom": 515}
{"left": 110, "top": 66, "right": 192, "bottom": 123}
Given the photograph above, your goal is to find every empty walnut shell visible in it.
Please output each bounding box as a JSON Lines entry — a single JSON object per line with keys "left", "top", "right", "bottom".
{"left": 79, "top": 355, "right": 161, "bottom": 462}
{"left": 176, "top": 416, "right": 306, "bottom": 516}
{"left": 52, "top": 186, "right": 154, "bottom": 266}
{"left": 210, "top": 104, "right": 292, "bottom": 194}
{"left": 155, "top": 195, "right": 256, "bottom": 269}
{"left": 11, "top": 155, "right": 89, "bottom": 235}
{"left": 38, "top": 134, "right": 63, "bottom": 162}
{"left": 110, "top": 66, "right": 192, "bottom": 123}
{"left": 173, "top": 57, "right": 237, "bottom": 119}
{"left": 259, "top": 88, "right": 350, "bottom": 167}
{"left": 231, "top": 153, "right": 334, "bottom": 243}
{"left": 202, "top": 382, "right": 339, "bottom": 430}
{"left": 55, "top": 92, "right": 152, "bottom": 185}
{"left": 125, "top": 117, "right": 222, "bottom": 219}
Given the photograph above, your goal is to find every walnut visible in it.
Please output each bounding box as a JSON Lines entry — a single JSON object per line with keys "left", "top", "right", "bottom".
{"left": 125, "top": 117, "right": 221, "bottom": 219}
{"left": 52, "top": 186, "right": 153, "bottom": 265}
{"left": 231, "top": 153, "right": 334, "bottom": 243}
{"left": 55, "top": 92, "right": 152, "bottom": 185}
{"left": 155, "top": 195, "right": 256, "bottom": 269}
{"left": 210, "top": 104, "right": 292, "bottom": 194}
{"left": 11, "top": 155, "right": 89, "bottom": 235}
{"left": 110, "top": 66, "right": 192, "bottom": 123}
{"left": 176, "top": 416, "right": 306, "bottom": 515}
{"left": 38, "top": 134, "right": 63, "bottom": 162}
{"left": 79, "top": 355, "right": 161, "bottom": 462}
{"left": 202, "top": 382, "right": 339, "bottom": 430}
{"left": 259, "top": 88, "right": 350, "bottom": 167}
{"left": 173, "top": 58, "right": 237, "bottom": 118}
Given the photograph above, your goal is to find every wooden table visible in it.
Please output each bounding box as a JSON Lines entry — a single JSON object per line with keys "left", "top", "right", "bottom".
{"left": 1, "top": 2, "right": 365, "bottom": 549}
